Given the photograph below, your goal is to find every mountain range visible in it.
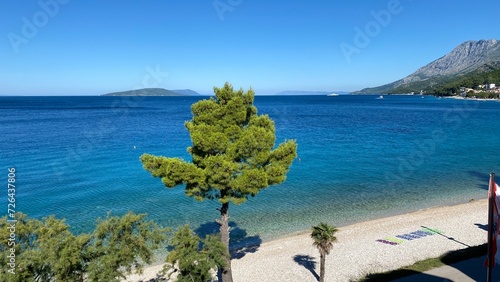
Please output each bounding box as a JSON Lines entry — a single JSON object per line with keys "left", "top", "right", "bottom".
{"left": 101, "top": 88, "right": 200, "bottom": 96}
{"left": 355, "top": 39, "right": 500, "bottom": 94}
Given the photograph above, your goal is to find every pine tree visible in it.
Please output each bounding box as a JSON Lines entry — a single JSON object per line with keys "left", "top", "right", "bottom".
{"left": 140, "top": 82, "right": 297, "bottom": 281}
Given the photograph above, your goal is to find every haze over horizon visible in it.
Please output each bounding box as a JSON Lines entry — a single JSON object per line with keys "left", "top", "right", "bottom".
{"left": 1, "top": 0, "right": 499, "bottom": 96}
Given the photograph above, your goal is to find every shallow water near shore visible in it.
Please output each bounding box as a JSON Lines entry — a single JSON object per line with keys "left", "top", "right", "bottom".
{"left": 1, "top": 95, "right": 498, "bottom": 254}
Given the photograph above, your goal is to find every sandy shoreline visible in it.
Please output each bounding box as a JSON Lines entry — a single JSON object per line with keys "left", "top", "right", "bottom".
{"left": 124, "top": 199, "right": 488, "bottom": 282}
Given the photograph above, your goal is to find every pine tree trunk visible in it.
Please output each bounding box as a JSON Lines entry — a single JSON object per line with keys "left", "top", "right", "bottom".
{"left": 319, "top": 253, "right": 326, "bottom": 282}
{"left": 218, "top": 202, "right": 233, "bottom": 282}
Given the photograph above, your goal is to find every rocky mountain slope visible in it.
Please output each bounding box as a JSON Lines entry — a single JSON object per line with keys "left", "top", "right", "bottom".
{"left": 355, "top": 39, "right": 500, "bottom": 94}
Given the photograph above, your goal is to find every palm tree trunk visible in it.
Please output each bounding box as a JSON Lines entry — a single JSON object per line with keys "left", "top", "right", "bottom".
{"left": 218, "top": 202, "right": 233, "bottom": 282}
{"left": 319, "top": 253, "right": 326, "bottom": 282}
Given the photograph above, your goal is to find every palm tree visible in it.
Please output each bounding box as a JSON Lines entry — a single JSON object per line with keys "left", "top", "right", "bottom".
{"left": 311, "top": 223, "right": 338, "bottom": 282}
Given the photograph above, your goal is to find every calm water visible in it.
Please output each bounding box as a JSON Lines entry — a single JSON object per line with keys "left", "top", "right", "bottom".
{"left": 1, "top": 95, "right": 499, "bottom": 247}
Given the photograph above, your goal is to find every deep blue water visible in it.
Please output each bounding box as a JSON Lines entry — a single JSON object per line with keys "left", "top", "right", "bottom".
{"left": 1, "top": 95, "right": 499, "bottom": 247}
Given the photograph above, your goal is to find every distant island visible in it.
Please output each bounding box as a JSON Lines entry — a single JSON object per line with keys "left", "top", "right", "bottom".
{"left": 353, "top": 39, "right": 500, "bottom": 98}
{"left": 101, "top": 88, "right": 200, "bottom": 96}
{"left": 276, "top": 90, "right": 350, "bottom": 95}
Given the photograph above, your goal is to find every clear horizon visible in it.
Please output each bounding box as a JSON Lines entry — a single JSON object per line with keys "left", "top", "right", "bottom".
{"left": 1, "top": 0, "right": 499, "bottom": 96}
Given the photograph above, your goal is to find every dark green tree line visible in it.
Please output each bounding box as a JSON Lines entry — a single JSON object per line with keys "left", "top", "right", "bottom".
{"left": 0, "top": 212, "right": 165, "bottom": 282}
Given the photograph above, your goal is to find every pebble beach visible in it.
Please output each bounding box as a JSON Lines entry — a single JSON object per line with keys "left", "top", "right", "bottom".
{"left": 125, "top": 199, "right": 488, "bottom": 282}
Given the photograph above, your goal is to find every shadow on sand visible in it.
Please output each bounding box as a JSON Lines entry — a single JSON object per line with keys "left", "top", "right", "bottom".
{"left": 293, "top": 254, "right": 319, "bottom": 281}
{"left": 421, "top": 225, "right": 470, "bottom": 247}
{"left": 362, "top": 244, "right": 489, "bottom": 281}
{"left": 194, "top": 221, "right": 262, "bottom": 260}
{"left": 475, "top": 223, "right": 488, "bottom": 231}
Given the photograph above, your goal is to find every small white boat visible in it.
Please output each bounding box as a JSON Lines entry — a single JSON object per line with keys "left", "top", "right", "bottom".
{"left": 327, "top": 93, "right": 339, "bottom": 96}
{"left": 376, "top": 95, "right": 384, "bottom": 99}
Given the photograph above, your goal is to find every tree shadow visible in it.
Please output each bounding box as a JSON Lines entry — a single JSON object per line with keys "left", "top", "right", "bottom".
{"left": 229, "top": 224, "right": 262, "bottom": 259}
{"left": 467, "top": 170, "right": 490, "bottom": 190}
{"left": 194, "top": 221, "right": 262, "bottom": 260}
{"left": 293, "top": 254, "right": 319, "bottom": 281}
{"left": 362, "top": 244, "right": 489, "bottom": 281}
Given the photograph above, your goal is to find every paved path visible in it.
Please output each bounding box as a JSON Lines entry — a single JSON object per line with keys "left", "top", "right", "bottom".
{"left": 394, "top": 256, "right": 500, "bottom": 282}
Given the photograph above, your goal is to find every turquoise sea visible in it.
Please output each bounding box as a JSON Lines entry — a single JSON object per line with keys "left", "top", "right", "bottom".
{"left": 1, "top": 95, "right": 499, "bottom": 251}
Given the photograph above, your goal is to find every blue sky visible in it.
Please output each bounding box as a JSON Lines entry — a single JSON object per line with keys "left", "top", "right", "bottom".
{"left": 1, "top": 0, "right": 499, "bottom": 95}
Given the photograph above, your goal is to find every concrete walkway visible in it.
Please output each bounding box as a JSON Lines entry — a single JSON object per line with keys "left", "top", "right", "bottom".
{"left": 394, "top": 256, "right": 500, "bottom": 282}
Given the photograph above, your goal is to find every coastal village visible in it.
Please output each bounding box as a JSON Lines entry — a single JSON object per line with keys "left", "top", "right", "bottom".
{"left": 459, "top": 83, "right": 500, "bottom": 97}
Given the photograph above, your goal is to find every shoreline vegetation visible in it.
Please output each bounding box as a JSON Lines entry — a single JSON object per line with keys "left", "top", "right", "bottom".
{"left": 364, "top": 93, "right": 500, "bottom": 101}
{"left": 124, "top": 199, "right": 488, "bottom": 282}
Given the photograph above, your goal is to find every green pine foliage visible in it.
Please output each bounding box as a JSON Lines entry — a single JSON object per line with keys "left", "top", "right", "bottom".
{"left": 140, "top": 82, "right": 297, "bottom": 204}
{"left": 164, "top": 225, "right": 226, "bottom": 282}
{"left": 0, "top": 213, "right": 90, "bottom": 282}
{"left": 85, "top": 212, "right": 167, "bottom": 281}
{"left": 0, "top": 212, "right": 166, "bottom": 282}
